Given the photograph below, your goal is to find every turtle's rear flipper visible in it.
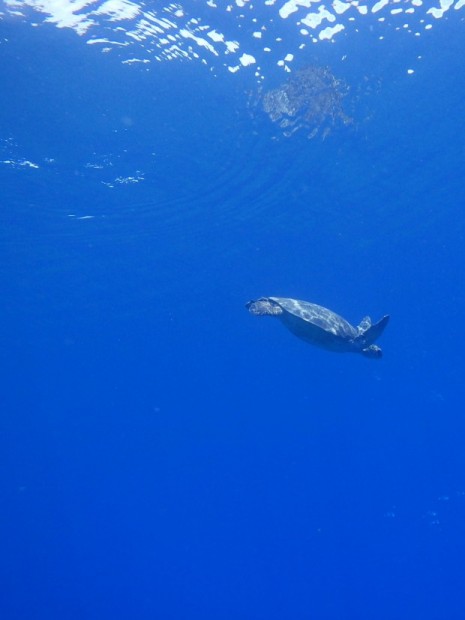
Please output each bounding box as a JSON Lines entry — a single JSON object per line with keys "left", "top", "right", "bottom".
{"left": 360, "top": 314, "right": 390, "bottom": 345}
{"left": 357, "top": 316, "right": 372, "bottom": 332}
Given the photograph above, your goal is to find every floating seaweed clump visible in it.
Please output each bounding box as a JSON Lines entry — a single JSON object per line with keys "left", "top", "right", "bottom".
{"left": 261, "top": 66, "right": 352, "bottom": 139}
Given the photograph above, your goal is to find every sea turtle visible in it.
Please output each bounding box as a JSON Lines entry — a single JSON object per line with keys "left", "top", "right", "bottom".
{"left": 246, "top": 297, "right": 389, "bottom": 359}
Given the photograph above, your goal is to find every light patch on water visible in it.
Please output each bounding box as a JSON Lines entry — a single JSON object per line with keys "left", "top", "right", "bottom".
{"left": 207, "top": 29, "right": 224, "bottom": 43}
{"left": 3, "top": 0, "right": 465, "bottom": 80}
{"left": 319, "top": 23, "right": 345, "bottom": 40}
{"left": 101, "top": 170, "right": 144, "bottom": 187}
{"left": 6, "top": 0, "right": 98, "bottom": 35}
{"left": 372, "top": 0, "right": 389, "bottom": 12}
{"left": 113, "top": 172, "right": 144, "bottom": 183}
{"left": 87, "top": 37, "right": 128, "bottom": 46}
{"left": 332, "top": 1, "right": 352, "bottom": 16}
{"left": 427, "top": 0, "right": 454, "bottom": 18}
{"left": 0, "top": 158, "right": 39, "bottom": 169}
{"left": 179, "top": 28, "right": 218, "bottom": 56}
{"left": 93, "top": 0, "right": 141, "bottom": 22}
{"left": 239, "top": 52, "right": 255, "bottom": 66}
{"left": 122, "top": 57, "right": 149, "bottom": 63}
{"left": 279, "top": 0, "right": 318, "bottom": 20}
{"left": 301, "top": 6, "right": 337, "bottom": 30}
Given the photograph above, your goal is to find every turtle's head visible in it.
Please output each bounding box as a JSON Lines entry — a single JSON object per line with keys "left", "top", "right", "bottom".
{"left": 246, "top": 298, "right": 282, "bottom": 316}
{"left": 361, "top": 344, "right": 382, "bottom": 359}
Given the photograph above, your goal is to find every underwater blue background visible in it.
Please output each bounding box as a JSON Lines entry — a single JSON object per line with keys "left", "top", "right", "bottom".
{"left": 1, "top": 5, "right": 465, "bottom": 619}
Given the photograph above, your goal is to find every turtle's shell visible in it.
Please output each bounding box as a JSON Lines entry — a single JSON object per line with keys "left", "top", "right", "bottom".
{"left": 269, "top": 297, "right": 359, "bottom": 351}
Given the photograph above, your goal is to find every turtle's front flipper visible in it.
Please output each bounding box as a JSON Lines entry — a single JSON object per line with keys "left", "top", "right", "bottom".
{"left": 359, "top": 314, "right": 390, "bottom": 345}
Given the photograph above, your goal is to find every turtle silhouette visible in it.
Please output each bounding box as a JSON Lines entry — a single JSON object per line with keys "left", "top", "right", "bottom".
{"left": 246, "top": 297, "right": 389, "bottom": 359}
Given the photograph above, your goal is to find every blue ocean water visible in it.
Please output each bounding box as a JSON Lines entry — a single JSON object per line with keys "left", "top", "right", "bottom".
{"left": 1, "top": 2, "right": 465, "bottom": 618}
